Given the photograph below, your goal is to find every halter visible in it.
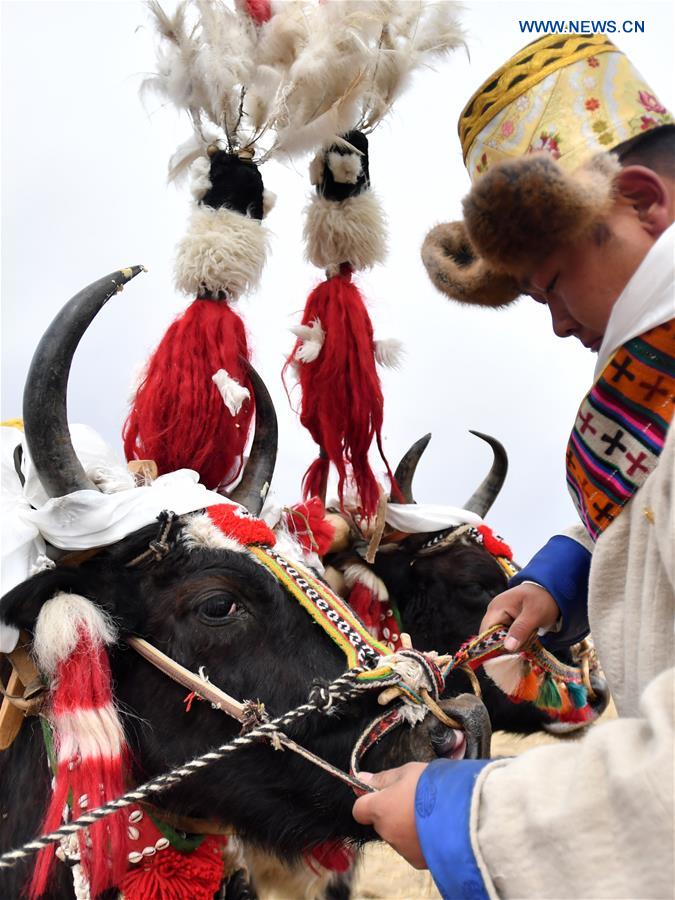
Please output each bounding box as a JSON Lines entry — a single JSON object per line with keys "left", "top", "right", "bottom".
{"left": 127, "top": 530, "right": 458, "bottom": 789}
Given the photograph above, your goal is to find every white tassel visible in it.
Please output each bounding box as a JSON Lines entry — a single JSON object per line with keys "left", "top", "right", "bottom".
{"left": 304, "top": 191, "right": 387, "bottom": 270}
{"left": 482, "top": 654, "right": 527, "bottom": 696}
{"left": 375, "top": 338, "right": 404, "bottom": 370}
{"left": 174, "top": 205, "right": 269, "bottom": 299}
{"left": 33, "top": 593, "right": 117, "bottom": 677}
{"left": 309, "top": 152, "right": 325, "bottom": 187}
{"left": 291, "top": 318, "right": 325, "bottom": 363}
{"left": 262, "top": 189, "right": 277, "bottom": 218}
{"left": 326, "top": 151, "right": 362, "bottom": 184}
{"left": 189, "top": 156, "right": 213, "bottom": 201}
{"left": 212, "top": 369, "right": 251, "bottom": 416}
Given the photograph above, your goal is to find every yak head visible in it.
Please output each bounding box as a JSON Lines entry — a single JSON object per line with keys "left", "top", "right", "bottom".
{"left": 0, "top": 269, "right": 491, "bottom": 883}
{"left": 327, "top": 432, "right": 609, "bottom": 734}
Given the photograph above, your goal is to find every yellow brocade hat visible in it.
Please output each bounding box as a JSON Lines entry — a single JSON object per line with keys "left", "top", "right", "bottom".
{"left": 422, "top": 34, "right": 673, "bottom": 308}
{"left": 460, "top": 34, "right": 672, "bottom": 180}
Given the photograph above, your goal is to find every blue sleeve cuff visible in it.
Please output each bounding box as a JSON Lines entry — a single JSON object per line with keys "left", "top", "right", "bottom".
{"left": 509, "top": 535, "right": 591, "bottom": 650}
{"left": 415, "top": 759, "right": 491, "bottom": 900}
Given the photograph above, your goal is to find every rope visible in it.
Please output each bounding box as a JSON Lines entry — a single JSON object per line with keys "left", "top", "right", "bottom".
{"left": 0, "top": 668, "right": 375, "bottom": 873}
{"left": 0, "top": 622, "right": 595, "bottom": 874}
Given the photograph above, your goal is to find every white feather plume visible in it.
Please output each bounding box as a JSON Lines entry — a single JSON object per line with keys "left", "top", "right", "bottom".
{"left": 375, "top": 338, "right": 404, "bottom": 370}
{"left": 145, "top": 0, "right": 465, "bottom": 164}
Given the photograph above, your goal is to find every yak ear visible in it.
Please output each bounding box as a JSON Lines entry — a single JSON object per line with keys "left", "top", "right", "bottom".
{"left": 0, "top": 564, "right": 143, "bottom": 639}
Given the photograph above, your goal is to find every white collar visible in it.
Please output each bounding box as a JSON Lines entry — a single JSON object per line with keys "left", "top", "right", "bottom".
{"left": 594, "top": 223, "right": 675, "bottom": 379}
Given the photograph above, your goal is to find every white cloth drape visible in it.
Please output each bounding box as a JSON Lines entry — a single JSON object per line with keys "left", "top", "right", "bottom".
{"left": 1, "top": 425, "right": 232, "bottom": 652}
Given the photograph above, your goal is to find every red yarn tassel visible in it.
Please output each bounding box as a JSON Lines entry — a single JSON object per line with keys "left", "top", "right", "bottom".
{"left": 124, "top": 299, "right": 253, "bottom": 490}
{"left": 285, "top": 268, "right": 394, "bottom": 517}
{"left": 119, "top": 836, "right": 227, "bottom": 900}
{"left": 242, "top": 0, "right": 271, "bottom": 24}
{"left": 284, "top": 497, "right": 336, "bottom": 556}
{"left": 306, "top": 841, "right": 355, "bottom": 875}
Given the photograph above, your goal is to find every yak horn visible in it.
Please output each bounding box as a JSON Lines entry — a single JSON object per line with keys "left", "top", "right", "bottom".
{"left": 23, "top": 267, "right": 146, "bottom": 499}
{"left": 226, "top": 362, "right": 278, "bottom": 516}
{"left": 393, "top": 433, "right": 431, "bottom": 503}
{"left": 463, "top": 430, "right": 508, "bottom": 518}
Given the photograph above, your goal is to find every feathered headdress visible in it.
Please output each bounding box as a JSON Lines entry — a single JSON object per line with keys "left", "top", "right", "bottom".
{"left": 283, "top": 1, "right": 465, "bottom": 515}
{"left": 125, "top": 0, "right": 388, "bottom": 491}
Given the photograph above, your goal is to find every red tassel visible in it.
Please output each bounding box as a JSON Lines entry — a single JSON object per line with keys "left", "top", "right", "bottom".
{"left": 347, "top": 583, "right": 402, "bottom": 651}
{"left": 306, "top": 841, "right": 355, "bottom": 875}
{"left": 242, "top": 0, "right": 271, "bottom": 24}
{"left": 346, "top": 582, "right": 380, "bottom": 636}
{"left": 124, "top": 299, "right": 253, "bottom": 490}
{"left": 284, "top": 497, "right": 336, "bottom": 556}
{"left": 477, "top": 525, "right": 513, "bottom": 560}
{"left": 284, "top": 268, "right": 394, "bottom": 517}
{"left": 557, "top": 701, "right": 593, "bottom": 724}
{"left": 206, "top": 504, "right": 276, "bottom": 546}
{"left": 119, "top": 836, "right": 227, "bottom": 900}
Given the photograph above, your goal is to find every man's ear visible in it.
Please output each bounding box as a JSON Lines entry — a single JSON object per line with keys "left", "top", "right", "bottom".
{"left": 615, "top": 164, "right": 671, "bottom": 237}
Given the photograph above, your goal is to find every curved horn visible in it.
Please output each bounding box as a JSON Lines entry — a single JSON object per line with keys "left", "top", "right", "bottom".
{"left": 393, "top": 433, "right": 431, "bottom": 503}
{"left": 463, "top": 430, "right": 508, "bottom": 518}
{"left": 23, "top": 267, "right": 145, "bottom": 499}
{"left": 226, "top": 362, "right": 278, "bottom": 515}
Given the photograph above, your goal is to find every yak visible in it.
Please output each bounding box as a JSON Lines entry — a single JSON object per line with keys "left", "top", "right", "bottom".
{"left": 0, "top": 269, "right": 490, "bottom": 900}
{"left": 326, "top": 433, "right": 609, "bottom": 734}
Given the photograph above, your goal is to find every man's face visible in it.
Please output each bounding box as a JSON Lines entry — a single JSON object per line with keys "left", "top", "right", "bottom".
{"left": 524, "top": 198, "right": 657, "bottom": 352}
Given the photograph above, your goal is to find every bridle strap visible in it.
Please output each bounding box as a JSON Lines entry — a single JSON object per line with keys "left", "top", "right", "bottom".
{"left": 127, "top": 637, "right": 250, "bottom": 724}
{"left": 126, "top": 636, "right": 377, "bottom": 794}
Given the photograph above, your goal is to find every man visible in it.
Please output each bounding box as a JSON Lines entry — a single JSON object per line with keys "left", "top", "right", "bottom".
{"left": 353, "top": 34, "right": 674, "bottom": 899}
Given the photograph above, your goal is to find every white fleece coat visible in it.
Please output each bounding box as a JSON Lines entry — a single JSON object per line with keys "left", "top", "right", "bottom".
{"left": 472, "top": 422, "right": 675, "bottom": 899}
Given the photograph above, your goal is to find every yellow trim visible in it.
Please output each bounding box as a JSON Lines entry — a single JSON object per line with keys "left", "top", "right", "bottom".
{"left": 496, "top": 556, "right": 519, "bottom": 579}
{"left": 1, "top": 419, "right": 24, "bottom": 430}
{"left": 249, "top": 547, "right": 391, "bottom": 668}
{"left": 459, "top": 34, "right": 616, "bottom": 162}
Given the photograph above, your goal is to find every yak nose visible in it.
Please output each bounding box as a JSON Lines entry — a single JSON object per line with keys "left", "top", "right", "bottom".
{"left": 430, "top": 723, "right": 468, "bottom": 760}
{"left": 435, "top": 694, "right": 492, "bottom": 759}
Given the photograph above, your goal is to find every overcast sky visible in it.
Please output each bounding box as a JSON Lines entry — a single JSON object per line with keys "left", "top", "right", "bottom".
{"left": 2, "top": 0, "right": 673, "bottom": 561}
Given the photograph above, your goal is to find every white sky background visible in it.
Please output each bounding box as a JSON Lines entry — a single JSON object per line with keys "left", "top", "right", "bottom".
{"left": 1, "top": 0, "right": 673, "bottom": 562}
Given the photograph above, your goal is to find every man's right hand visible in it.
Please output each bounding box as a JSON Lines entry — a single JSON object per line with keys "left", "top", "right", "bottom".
{"left": 479, "top": 583, "right": 560, "bottom": 651}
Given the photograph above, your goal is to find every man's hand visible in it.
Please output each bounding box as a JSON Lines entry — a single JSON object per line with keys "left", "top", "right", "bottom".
{"left": 352, "top": 763, "right": 429, "bottom": 869}
{"left": 480, "top": 583, "right": 560, "bottom": 651}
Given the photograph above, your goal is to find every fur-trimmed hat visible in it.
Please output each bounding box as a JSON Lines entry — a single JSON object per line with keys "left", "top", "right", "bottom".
{"left": 423, "top": 33, "right": 673, "bottom": 306}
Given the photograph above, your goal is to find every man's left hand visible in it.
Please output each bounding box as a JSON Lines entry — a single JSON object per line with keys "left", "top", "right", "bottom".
{"left": 352, "top": 763, "right": 429, "bottom": 869}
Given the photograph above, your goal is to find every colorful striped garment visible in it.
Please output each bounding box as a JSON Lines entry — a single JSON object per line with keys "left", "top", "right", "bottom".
{"left": 566, "top": 319, "right": 675, "bottom": 540}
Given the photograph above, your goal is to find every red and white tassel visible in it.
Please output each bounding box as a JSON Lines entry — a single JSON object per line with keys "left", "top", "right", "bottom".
{"left": 342, "top": 562, "right": 402, "bottom": 651}
{"left": 30, "top": 594, "right": 128, "bottom": 900}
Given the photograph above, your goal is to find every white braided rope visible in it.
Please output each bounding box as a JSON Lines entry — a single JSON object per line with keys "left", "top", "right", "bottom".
{"left": 0, "top": 668, "right": 375, "bottom": 872}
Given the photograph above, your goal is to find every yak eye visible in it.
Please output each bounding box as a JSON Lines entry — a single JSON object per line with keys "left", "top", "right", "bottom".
{"left": 198, "top": 594, "right": 239, "bottom": 625}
